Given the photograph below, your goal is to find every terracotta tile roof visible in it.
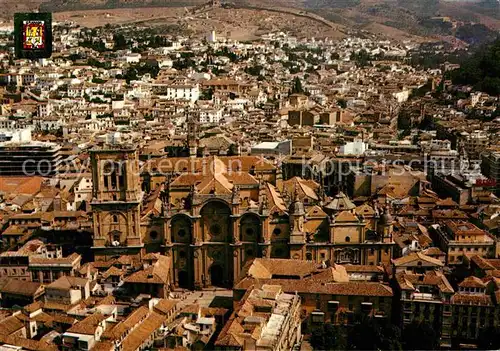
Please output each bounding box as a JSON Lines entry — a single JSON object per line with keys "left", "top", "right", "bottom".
{"left": 153, "top": 299, "right": 180, "bottom": 315}
{"left": 47, "top": 276, "right": 88, "bottom": 290}
{"left": 458, "top": 276, "right": 486, "bottom": 289}
{"left": 24, "top": 301, "right": 44, "bottom": 313}
{"left": 47, "top": 313, "right": 76, "bottom": 325}
{"left": 344, "top": 264, "right": 384, "bottom": 273}
{"left": 42, "top": 300, "right": 75, "bottom": 312}
{"left": 92, "top": 341, "right": 114, "bottom": 351}
{"left": 436, "top": 197, "right": 459, "bottom": 207}
{"left": 243, "top": 258, "right": 323, "bottom": 280}
{"left": 421, "top": 247, "right": 445, "bottom": 256}
{"left": 396, "top": 271, "right": 453, "bottom": 293}
{"left": 102, "top": 266, "right": 125, "bottom": 280}
{"left": 307, "top": 205, "right": 327, "bottom": 218}
{"left": 0, "top": 176, "right": 44, "bottom": 195}
{"left": 265, "top": 183, "right": 286, "bottom": 213}
{"left": 66, "top": 313, "right": 107, "bottom": 335}
{"left": 102, "top": 306, "right": 149, "bottom": 341}
{"left": 356, "top": 203, "right": 376, "bottom": 216}
{"left": 0, "top": 278, "right": 43, "bottom": 297}
{"left": 121, "top": 311, "right": 166, "bottom": 351}
{"left": 0, "top": 315, "right": 25, "bottom": 336}
{"left": 2, "top": 225, "right": 27, "bottom": 236}
{"left": 451, "top": 293, "right": 492, "bottom": 306}
{"left": 392, "top": 252, "right": 443, "bottom": 267}
{"left": 78, "top": 262, "right": 99, "bottom": 275}
{"left": 334, "top": 210, "right": 359, "bottom": 222}
{"left": 145, "top": 156, "right": 275, "bottom": 174}
{"left": 124, "top": 256, "right": 170, "bottom": 285}
{"left": 236, "top": 277, "right": 393, "bottom": 297}
{"left": 29, "top": 252, "right": 81, "bottom": 265}
{"left": 283, "top": 177, "right": 319, "bottom": 201}
{"left": 0, "top": 335, "right": 58, "bottom": 351}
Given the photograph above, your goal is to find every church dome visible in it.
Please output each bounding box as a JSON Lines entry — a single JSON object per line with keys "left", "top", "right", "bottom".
{"left": 325, "top": 192, "right": 356, "bottom": 212}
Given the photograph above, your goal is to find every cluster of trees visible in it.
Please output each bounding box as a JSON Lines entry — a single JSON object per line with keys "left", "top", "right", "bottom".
{"left": 81, "top": 38, "right": 106, "bottom": 52}
{"left": 350, "top": 49, "right": 372, "bottom": 67}
{"left": 450, "top": 39, "right": 500, "bottom": 96}
{"left": 310, "top": 318, "right": 439, "bottom": 351}
{"left": 123, "top": 60, "right": 160, "bottom": 83}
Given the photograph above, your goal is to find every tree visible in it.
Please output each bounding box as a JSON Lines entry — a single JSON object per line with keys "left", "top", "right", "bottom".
{"left": 402, "top": 321, "right": 438, "bottom": 350}
{"left": 477, "top": 326, "right": 500, "bottom": 350}
{"left": 113, "top": 34, "right": 127, "bottom": 51}
{"left": 291, "top": 77, "right": 304, "bottom": 94}
{"left": 310, "top": 323, "right": 347, "bottom": 350}
{"left": 350, "top": 49, "right": 372, "bottom": 67}
{"left": 348, "top": 314, "right": 402, "bottom": 351}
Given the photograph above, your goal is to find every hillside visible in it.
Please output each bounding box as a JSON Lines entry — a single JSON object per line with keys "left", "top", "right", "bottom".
{"left": 2, "top": 0, "right": 499, "bottom": 44}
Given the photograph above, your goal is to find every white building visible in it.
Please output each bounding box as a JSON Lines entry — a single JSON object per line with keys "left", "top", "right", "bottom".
{"left": 199, "top": 107, "right": 223, "bottom": 124}
{"left": 339, "top": 140, "right": 368, "bottom": 156}
{"left": 162, "top": 84, "right": 200, "bottom": 103}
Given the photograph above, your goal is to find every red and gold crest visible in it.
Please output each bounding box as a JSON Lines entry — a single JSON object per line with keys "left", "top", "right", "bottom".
{"left": 22, "top": 20, "right": 45, "bottom": 50}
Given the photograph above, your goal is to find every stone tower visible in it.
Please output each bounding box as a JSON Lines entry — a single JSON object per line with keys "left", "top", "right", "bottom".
{"left": 90, "top": 143, "right": 144, "bottom": 260}
{"left": 377, "top": 206, "right": 393, "bottom": 243}
{"left": 187, "top": 111, "right": 199, "bottom": 158}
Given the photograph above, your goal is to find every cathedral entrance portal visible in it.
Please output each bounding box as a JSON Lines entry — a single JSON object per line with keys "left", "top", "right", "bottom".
{"left": 201, "top": 201, "right": 234, "bottom": 287}
{"left": 209, "top": 264, "right": 224, "bottom": 287}
{"left": 178, "top": 271, "right": 190, "bottom": 289}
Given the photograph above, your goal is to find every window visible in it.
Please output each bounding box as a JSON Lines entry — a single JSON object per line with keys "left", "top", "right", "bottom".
{"left": 210, "top": 224, "right": 221, "bottom": 235}
{"left": 306, "top": 252, "right": 313, "bottom": 260}
{"left": 178, "top": 229, "right": 186, "bottom": 237}
{"left": 112, "top": 215, "right": 118, "bottom": 223}
{"left": 320, "top": 252, "right": 326, "bottom": 259}
{"left": 345, "top": 236, "right": 350, "bottom": 243}
{"left": 179, "top": 251, "right": 186, "bottom": 259}
{"left": 150, "top": 231, "right": 158, "bottom": 240}
{"left": 245, "top": 228, "right": 254, "bottom": 236}
{"left": 273, "top": 228, "right": 281, "bottom": 236}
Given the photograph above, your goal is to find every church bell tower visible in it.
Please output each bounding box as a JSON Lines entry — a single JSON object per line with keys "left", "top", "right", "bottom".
{"left": 90, "top": 143, "right": 144, "bottom": 260}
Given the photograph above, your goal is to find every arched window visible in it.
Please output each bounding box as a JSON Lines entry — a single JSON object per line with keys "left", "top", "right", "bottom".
{"left": 246, "top": 228, "right": 254, "bottom": 236}
{"left": 306, "top": 252, "right": 313, "bottom": 260}
{"left": 112, "top": 215, "right": 118, "bottom": 223}
{"left": 178, "top": 229, "right": 186, "bottom": 237}
{"left": 273, "top": 228, "right": 281, "bottom": 236}
{"left": 150, "top": 231, "right": 158, "bottom": 240}
{"left": 345, "top": 236, "right": 351, "bottom": 243}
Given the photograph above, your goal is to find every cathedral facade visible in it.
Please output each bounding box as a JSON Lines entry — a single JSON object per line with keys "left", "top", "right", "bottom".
{"left": 90, "top": 145, "right": 396, "bottom": 289}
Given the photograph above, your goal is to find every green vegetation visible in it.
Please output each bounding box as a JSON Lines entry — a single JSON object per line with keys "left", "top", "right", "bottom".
{"left": 291, "top": 77, "right": 304, "bottom": 94}
{"left": 402, "top": 321, "right": 438, "bottom": 350}
{"left": 350, "top": 49, "right": 372, "bottom": 68}
{"left": 310, "top": 315, "right": 402, "bottom": 351}
{"left": 450, "top": 39, "right": 500, "bottom": 95}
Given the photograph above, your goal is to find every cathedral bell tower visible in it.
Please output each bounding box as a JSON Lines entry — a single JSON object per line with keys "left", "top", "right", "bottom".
{"left": 289, "top": 187, "right": 306, "bottom": 259}
{"left": 90, "top": 143, "right": 144, "bottom": 260}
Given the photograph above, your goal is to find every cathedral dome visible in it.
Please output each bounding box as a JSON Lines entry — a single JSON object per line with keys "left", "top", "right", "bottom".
{"left": 325, "top": 192, "right": 356, "bottom": 212}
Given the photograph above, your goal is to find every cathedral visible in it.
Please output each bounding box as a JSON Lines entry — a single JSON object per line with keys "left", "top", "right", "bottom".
{"left": 90, "top": 143, "right": 395, "bottom": 289}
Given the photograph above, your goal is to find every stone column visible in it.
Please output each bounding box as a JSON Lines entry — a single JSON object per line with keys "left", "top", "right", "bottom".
{"left": 193, "top": 245, "right": 202, "bottom": 289}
